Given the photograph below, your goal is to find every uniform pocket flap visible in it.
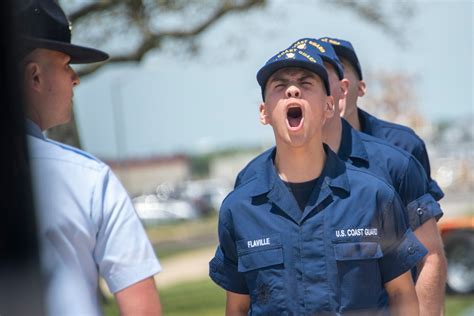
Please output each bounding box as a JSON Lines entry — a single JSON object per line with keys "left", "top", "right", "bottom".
{"left": 334, "top": 242, "right": 382, "bottom": 261}
{"left": 237, "top": 247, "right": 283, "bottom": 272}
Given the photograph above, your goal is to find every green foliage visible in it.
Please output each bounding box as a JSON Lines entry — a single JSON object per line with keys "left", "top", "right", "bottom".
{"left": 102, "top": 278, "right": 474, "bottom": 316}
{"left": 189, "top": 145, "right": 263, "bottom": 178}
{"left": 189, "top": 155, "right": 211, "bottom": 178}
{"left": 160, "top": 279, "right": 225, "bottom": 316}
{"left": 445, "top": 295, "right": 474, "bottom": 315}
{"left": 102, "top": 279, "right": 225, "bottom": 316}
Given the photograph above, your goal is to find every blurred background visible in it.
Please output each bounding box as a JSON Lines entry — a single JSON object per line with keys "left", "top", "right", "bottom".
{"left": 50, "top": 0, "right": 473, "bottom": 315}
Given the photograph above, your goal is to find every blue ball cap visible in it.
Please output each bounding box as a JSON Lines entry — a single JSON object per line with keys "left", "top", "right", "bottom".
{"left": 319, "top": 37, "right": 363, "bottom": 80}
{"left": 290, "top": 38, "right": 344, "bottom": 80}
{"left": 257, "top": 46, "right": 330, "bottom": 100}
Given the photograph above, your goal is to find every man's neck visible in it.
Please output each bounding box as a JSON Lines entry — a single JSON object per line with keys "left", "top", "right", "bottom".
{"left": 274, "top": 140, "right": 326, "bottom": 183}
{"left": 25, "top": 107, "right": 45, "bottom": 131}
{"left": 322, "top": 117, "right": 343, "bottom": 154}
{"left": 345, "top": 105, "right": 361, "bottom": 131}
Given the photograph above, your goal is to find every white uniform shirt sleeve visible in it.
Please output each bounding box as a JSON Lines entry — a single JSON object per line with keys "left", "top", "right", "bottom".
{"left": 92, "top": 167, "right": 161, "bottom": 293}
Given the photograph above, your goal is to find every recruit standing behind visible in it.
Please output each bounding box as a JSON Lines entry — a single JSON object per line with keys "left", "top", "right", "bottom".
{"left": 320, "top": 37, "right": 447, "bottom": 316}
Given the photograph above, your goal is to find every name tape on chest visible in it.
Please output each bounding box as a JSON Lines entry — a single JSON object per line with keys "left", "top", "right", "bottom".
{"left": 335, "top": 228, "right": 378, "bottom": 238}
{"left": 247, "top": 237, "right": 271, "bottom": 248}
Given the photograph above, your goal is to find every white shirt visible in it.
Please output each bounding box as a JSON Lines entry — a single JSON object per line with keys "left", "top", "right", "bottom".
{"left": 26, "top": 121, "right": 161, "bottom": 316}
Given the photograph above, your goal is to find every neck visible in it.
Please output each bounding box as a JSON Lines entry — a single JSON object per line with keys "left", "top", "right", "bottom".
{"left": 274, "top": 140, "right": 326, "bottom": 183}
{"left": 25, "top": 97, "right": 47, "bottom": 131}
{"left": 322, "top": 116, "right": 343, "bottom": 154}
{"left": 25, "top": 111, "right": 45, "bottom": 131}
{"left": 345, "top": 105, "right": 361, "bottom": 131}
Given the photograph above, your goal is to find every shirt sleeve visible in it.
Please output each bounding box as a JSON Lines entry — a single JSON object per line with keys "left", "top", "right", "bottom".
{"left": 378, "top": 191, "right": 427, "bottom": 284}
{"left": 209, "top": 208, "right": 249, "bottom": 294}
{"left": 411, "top": 141, "right": 444, "bottom": 201}
{"left": 399, "top": 156, "right": 444, "bottom": 230}
{"left": 92, "top": 167, "right": 161, "bottom": 293}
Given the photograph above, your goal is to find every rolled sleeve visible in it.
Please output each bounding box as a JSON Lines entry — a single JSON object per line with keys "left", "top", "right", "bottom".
{"left": 379, "top": 191, "right": 427, "bottom": 283}
{"left": 209, "top": 207, "right": 249, "bottom": 294}
{"left": 209, "top": 248, "right": 249, "bottom": 294}
{"left": 429, "top": 180, "right": 445, "bottom": 201}
{"left": 379, "top": 229, "right": 427, "bottom": 283}
{"left": 406, "top": 193, "right": 443, "bottom": 230}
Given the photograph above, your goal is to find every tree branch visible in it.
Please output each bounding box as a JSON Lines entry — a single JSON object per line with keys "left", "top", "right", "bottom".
{"left": 77, "top": 0, "right": 265, "bottom": 77}
{"left": 68, "top": 1, "right": 117, "bottom": 23}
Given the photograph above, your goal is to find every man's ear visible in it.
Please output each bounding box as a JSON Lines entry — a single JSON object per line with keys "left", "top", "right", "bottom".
{"left": 358, "top": 80, "right": 366, "bottom": 97}
{"left": 324, "top": 96, "right": 335, "bottom": 119}
{"left": 259, "top": 102, "right": 269, "bottom": 125}
{"left": 24, "top": 62, "right": 42, "bottom": 92}
{"left": 340, "top": 78, "right": 349, "bottom": 99}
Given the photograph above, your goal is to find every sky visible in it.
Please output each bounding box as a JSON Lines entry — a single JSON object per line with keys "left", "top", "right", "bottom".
{"left": 71, "top": 0, "right": 473, "bottom": 160}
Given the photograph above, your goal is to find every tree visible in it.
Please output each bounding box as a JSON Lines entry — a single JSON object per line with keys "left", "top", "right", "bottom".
{"left": 48, "top": 0, "right": 415, "bottom": 147}
{"left": 359, "top": 70, "right": 425, "bottom": 130}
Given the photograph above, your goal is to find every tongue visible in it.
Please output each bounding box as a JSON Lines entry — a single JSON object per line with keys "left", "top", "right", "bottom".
{"left": 288, "top": 116, "right": 302, "bottom": 127}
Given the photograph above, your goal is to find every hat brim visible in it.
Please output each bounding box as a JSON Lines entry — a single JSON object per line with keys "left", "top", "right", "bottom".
{"left": 21, "top": 37, "right": 109, "bottom": 64}
{"left": 332, "top": 46, "right": 362, "bottom": 80}
{"left": 257, "top": 59, "right": 330, "bottom": 96}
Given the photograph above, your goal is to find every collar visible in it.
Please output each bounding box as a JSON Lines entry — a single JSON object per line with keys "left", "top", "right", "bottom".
{"left": 358, "top": 108, "right": 381, "bottom": 135}
{"left": 250, "top": 144, "right": 350, "bottom": 224}
{"left": 25, "top": 119, "right": 46, "bottom": 140}
{"left": 250, "top": 143, "right": 350, "bottom": 197}
{"left": 338, "top": 118, "right": 369, "bottom": 164}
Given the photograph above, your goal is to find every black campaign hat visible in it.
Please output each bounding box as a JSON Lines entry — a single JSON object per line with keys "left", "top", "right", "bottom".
{"left": 14, "top": 0, "right": 109, "bottom": 64}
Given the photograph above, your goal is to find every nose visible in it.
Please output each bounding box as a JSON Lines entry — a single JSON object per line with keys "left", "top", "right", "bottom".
{"left": 72, "top": 70, "right": 80, "bottom": 87}
{"left": 286, "top": 85, "right": 300, "bottom": 98}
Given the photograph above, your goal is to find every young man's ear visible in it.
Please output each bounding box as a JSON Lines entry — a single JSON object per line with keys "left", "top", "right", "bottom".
{"left": 358, "top": 80, "right": 366, "bottom": 97}
{"left": 259, "top": 102, "right": 269, "bottom": 125}
{"left": 340, "top": 78, "right": 349, "bottom": 98}
{"left": 324, "top": 96, "right": 335, "bottom": 119}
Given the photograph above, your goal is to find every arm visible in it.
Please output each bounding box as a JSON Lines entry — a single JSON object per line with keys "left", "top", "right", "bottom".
{"left": 115, "top": 277, "right": 162, "bottom": 316}
{"left": 226, "top": 291, "right": 250, "bottom": 316}
{"left": 385, "top": 271, "right": 419, "bottom": 316}
{"left": 414, "top": 218, "right": 447, "bottom": 316}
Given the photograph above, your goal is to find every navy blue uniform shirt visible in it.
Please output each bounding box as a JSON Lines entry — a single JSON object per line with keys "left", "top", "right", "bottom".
{"left": 358, "top": 108, "right": 444, "bottom": 201}
{"left": 210, "top": 146, "right": 426, "bottom": 315}
{"left": 235, "top": 119, "right": 443, "bottom": 232}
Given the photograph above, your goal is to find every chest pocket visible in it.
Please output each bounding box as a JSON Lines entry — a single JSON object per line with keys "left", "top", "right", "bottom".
{"left": 236, "top": 234, "right": 286, "bottom": 314}
{"left": 333, "top": 242, "right": 384, "bottom": 313}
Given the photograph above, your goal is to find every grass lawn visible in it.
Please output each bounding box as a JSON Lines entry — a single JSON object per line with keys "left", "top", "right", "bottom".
{"left": 103, "top": 278, "right": 474, "bottom": 316}
{"left": 102, "top": 278, "right": 225, "bottom": 316}
{"left": 145, "top": 215, "right": 218, "bottom": 260}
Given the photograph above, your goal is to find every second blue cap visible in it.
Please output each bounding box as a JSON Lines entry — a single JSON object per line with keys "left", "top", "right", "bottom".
{"left": 289, "top": 38, "right": 344, "bottom": 80}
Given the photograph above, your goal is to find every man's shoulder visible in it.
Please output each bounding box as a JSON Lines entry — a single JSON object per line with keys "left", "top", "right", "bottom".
{"left": 223, "top": 175, "right": 262, "bottom": 209}
{"left": 235, "top": 147, "right": 274, "bottom": 188}
{"left": 27, "top": 136, "right": 106, "bottom": 171}
{"left": 358, "top": 131, "right": 412, "bottom": 161}
{"left": 367, "top": 113, "right": 426, "bottom": 148}
{"left": 345, "top": 163, "right": 396, "bottom": 194}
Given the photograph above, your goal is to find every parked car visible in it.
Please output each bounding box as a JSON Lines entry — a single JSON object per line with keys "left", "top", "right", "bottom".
{"left": 439, "top": 216, "right": 474, "bottom": 294}
{"left": 132, "top": 194, "right": 199, "bottom": 225}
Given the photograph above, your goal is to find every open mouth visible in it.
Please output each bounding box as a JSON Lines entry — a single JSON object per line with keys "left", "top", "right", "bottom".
{"left": 287, "top": 106, "right": 303, "bottom": 129}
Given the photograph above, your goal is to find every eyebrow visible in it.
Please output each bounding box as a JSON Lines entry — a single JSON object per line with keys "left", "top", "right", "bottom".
{"left": 270, "top": 73, "right": 317, "bottom": 83}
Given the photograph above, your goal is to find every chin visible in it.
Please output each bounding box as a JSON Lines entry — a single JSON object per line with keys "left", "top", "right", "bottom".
{"left": 283, "top": 134, "right": 309, "bottom": 148}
